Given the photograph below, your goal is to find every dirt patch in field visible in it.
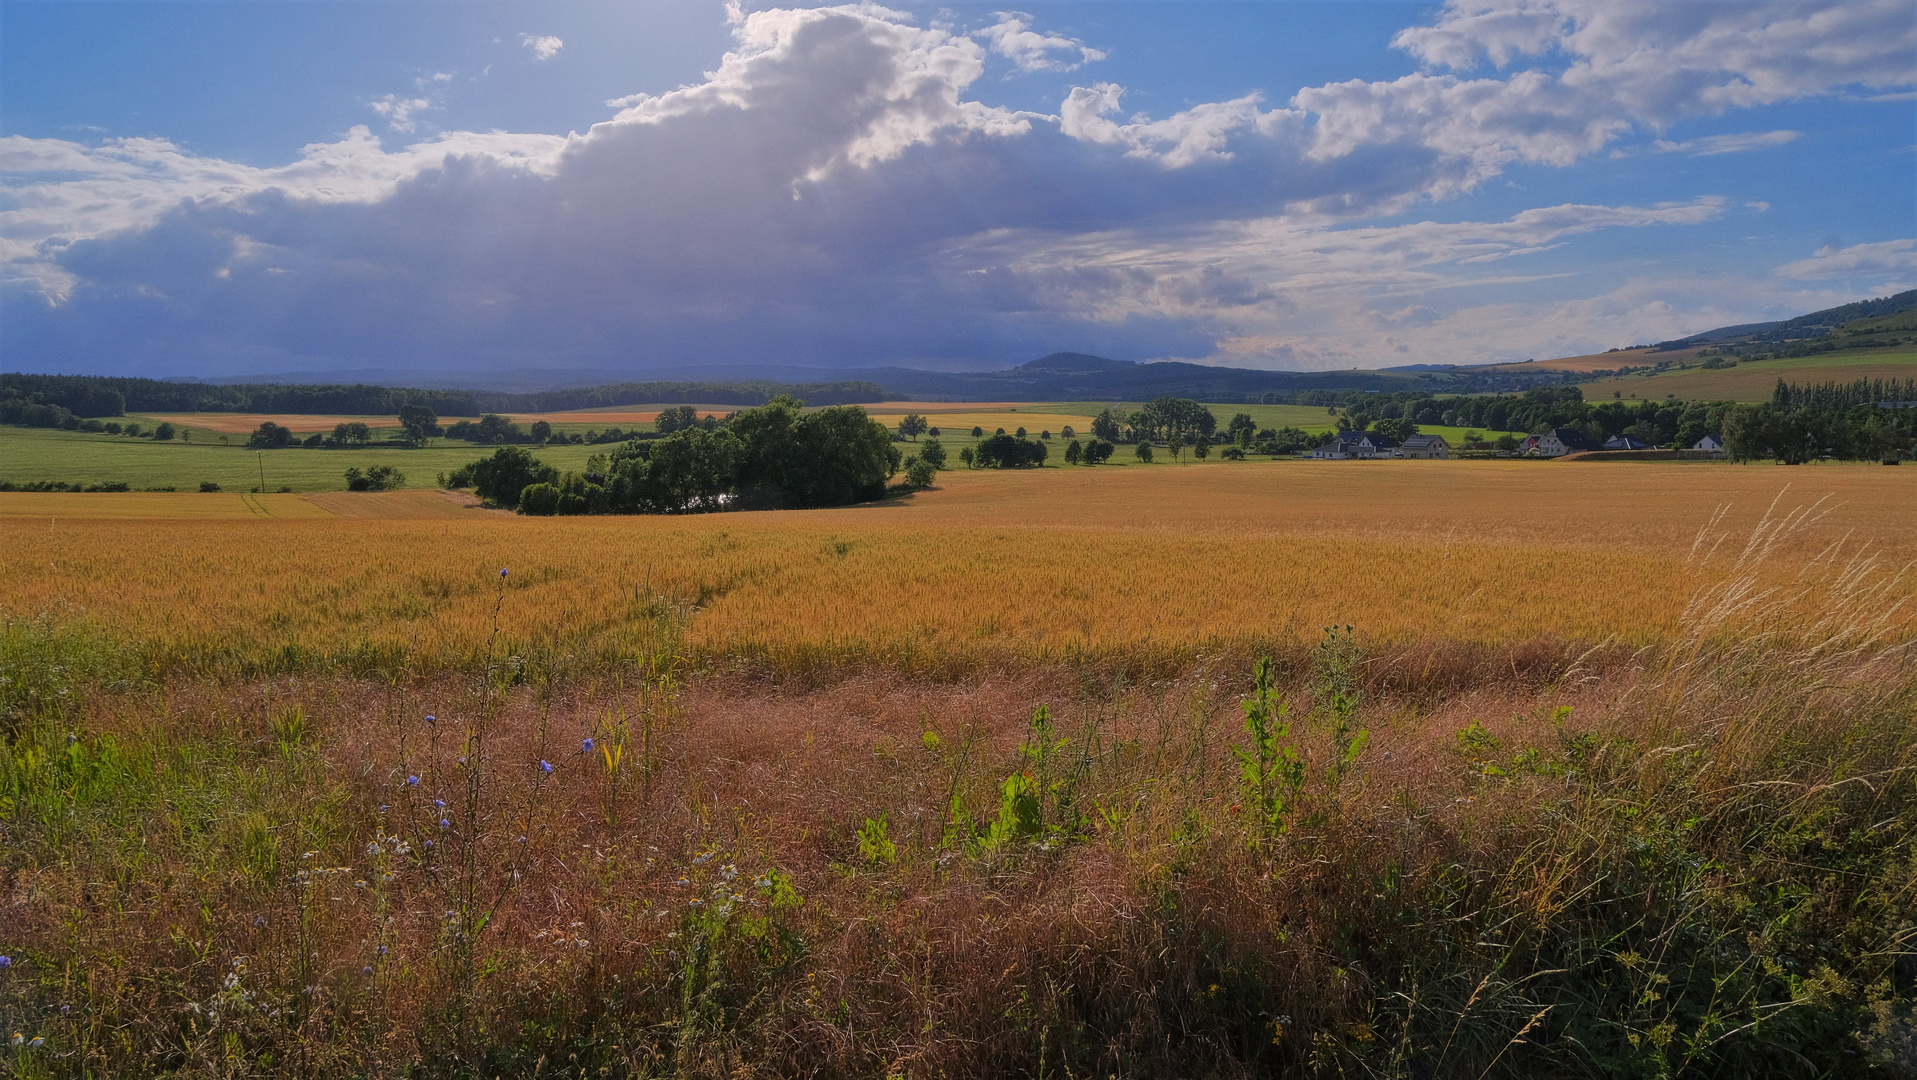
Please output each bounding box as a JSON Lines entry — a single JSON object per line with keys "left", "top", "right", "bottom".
{"left": 303, "top": 488, "right": 496, "bottom": 518}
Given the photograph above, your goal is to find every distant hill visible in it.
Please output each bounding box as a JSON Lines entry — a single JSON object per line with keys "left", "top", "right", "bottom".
{"left": 837, "top": 352, "right": 1569, "bottom": 401}
{"left": 1656, "top": 290, "right": 1917, "bottom": 350}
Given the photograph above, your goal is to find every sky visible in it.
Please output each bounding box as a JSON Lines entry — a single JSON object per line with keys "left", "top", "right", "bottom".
{"left": 2, "top": 0, "right": 1914, "bottom": 379}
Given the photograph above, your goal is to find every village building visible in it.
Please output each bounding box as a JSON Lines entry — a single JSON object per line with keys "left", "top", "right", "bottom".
{"left": 1311, "top": 432, "right": 1398, "bottom": 459}
{"left": 1398, "top": 433, "right": 1450, "bottom": 459}
{"left": 1601, "top": 434, "right": 1655, "bottom": 451}
{"left": 1523, "top": 427, "right": 1598, "bottom": 458}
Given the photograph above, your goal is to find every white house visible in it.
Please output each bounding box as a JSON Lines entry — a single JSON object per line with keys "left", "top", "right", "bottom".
{"left": 1356, "top": 434, "right": 1397, "bottom": 458}
{"left": 1312, "top": 433, "right": 1397, "bottom": 459}
{"left": 1312, "top": 434, "right": 1364, "bottom": 459}
{"left": 1524, "top": 427, "right": 1598, "bottom": 458}
{"left": 1693, "top": 433, "right": 1725, "bottom": 452}
{"left": 1398, "top": 433, "right": 1450, "bottom": 459}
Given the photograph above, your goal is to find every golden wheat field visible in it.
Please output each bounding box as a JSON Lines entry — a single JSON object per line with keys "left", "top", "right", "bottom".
{"left": 5, "top": 460, "right": 1911, "bottom": 673}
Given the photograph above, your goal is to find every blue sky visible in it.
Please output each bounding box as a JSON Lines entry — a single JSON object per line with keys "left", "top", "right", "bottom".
{"left": 3, "top": 1, "right": 1913, "bottom": 378}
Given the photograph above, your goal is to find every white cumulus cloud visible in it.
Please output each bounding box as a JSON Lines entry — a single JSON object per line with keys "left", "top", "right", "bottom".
{"left": 2, "top": 2, "right": 1911, "bottom": 375}
{"left": 521, "top": 33, "right": 564, "bottom": 61}
{"left": 978, "top": 12, "right": 1105, "bottom": 73}
{"left": 370, "top": 94, "right": 435, "bottom": 134}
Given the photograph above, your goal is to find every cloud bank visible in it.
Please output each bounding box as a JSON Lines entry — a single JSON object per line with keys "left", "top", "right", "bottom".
{"left": 2, "top": 0, "right": 1912, "bottom": 376}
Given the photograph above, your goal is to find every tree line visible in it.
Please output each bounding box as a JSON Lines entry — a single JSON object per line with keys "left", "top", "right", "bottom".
{"left": 449, "top": 397, "right": 920, "bottom": 514}
{"left": 0, "top": 372, "right": 886, "bottom": 420}
{"left": 1722, "top": 380, "right": 1917, "bottom": 464}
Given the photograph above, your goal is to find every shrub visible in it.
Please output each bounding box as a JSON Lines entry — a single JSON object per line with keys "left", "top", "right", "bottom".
{"left": 470, "top": 446, "right": 558, "bottom": 509}
{"left": 199, "top": 481, "right": 221, "bottom": 492}
{"left": 917, "top": 436, "right": 947, "bottom": 470}
{"left": 518, "top": 482, "right": 562, "bottom": 515}
{"left": 247, "top": 421, "right": 294, "bottom": 449}
{"left": 903, "top": 456, "right": 937, "bottom": 489}
{"left": 972, "top": 433, "right": 1048, "bottom": 468}
{"left": 345, "top": 464, "right": 405, "bottom": 492}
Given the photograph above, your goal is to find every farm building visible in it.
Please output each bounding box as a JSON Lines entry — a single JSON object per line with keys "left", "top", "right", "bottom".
{"left": 1522, "top": 428, "right": 1598, "bottom": 458}
{"left": 1312, "top": 433, "right": 1398, "bottom": 459}
{"left": 1693, "top": 434, "right": 1725, "bottom": 452}
{"left": 1398, "top": 434, "right": 1450, "bottom": 459}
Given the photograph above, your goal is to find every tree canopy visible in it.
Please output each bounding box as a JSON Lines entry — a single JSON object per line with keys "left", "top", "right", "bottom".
{"left": 495, "top": 396, "right": 901, "bottom": 515}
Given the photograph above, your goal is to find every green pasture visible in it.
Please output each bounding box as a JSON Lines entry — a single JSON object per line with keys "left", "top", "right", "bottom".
{"left": 0, "top": 425, "right": 601, "bottom": 493}
{"left": 1586, "top": 346, "right": 1917, "bottom": 402}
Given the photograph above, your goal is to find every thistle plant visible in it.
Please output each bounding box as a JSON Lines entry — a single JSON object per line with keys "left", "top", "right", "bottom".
{"left": 1234, "top": 655, "right": 1304, "bottom": 844}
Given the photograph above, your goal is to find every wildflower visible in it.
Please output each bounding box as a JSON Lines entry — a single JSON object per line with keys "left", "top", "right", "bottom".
{"left": 11, "top": 1034, "right": 21, "bottom": 1046}
{"left": 0, "top": 955, "right": 10, "bottom": 969}
{"left": 439, "top": 818, "right": 451, "bottom": 830}
{"left": 540, "top": 760, "right": 553, "bottom": 773}
{"left": 423, "top": 839, "right": 435, "bottom": 849}
{"left": 500, "top": 567, "right": 509, "bottom": 577}
{"left": 406, "top": 775, "right": 419, "bottom": 786}
{"left": 424, "top": 714, "right": 436, "bottom": 724}
{"left": 581, "top": 737, "right": 594, "bottom": 753}
{"left": 376, "top": 945, "right": 387, "bottom": 955}
{"left": 362, "top": 966, "right": 373, "bottom": 976}
{"left": 379, "top": 804, "right": 388, "bottom": 813}
{"left": 434, "top": 799, "right": 445, "bottom": 809}
{"left": 28, "top": 1036, "right": 43, "bottom": 1048}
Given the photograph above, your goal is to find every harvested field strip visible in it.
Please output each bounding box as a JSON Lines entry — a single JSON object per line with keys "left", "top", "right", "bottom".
{"left": 863, "top": 411, "right": 1095, "bottom": 431}
{"left": 303, "top": 489, "right": 490, "bottom": 518}
{"left": 141, "top": 412, "right": 398, "bottom": 434}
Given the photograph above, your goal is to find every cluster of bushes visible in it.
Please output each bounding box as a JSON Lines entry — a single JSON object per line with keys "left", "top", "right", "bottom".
{"left": 965, "top": 432, "right": 1048, "bottom": 468}
{"left": 344, "top": 465, "right": 406, "bottom": 491}
{"left": 0, "top": 480, "right": 134, "bottom": 492}
{"left": 452, "top": 397, "right": 912, "bottom": 514}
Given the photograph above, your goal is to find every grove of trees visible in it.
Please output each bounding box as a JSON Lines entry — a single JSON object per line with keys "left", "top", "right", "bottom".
{"left": 467, "top": 396, "right": 908, "bottom": 515}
